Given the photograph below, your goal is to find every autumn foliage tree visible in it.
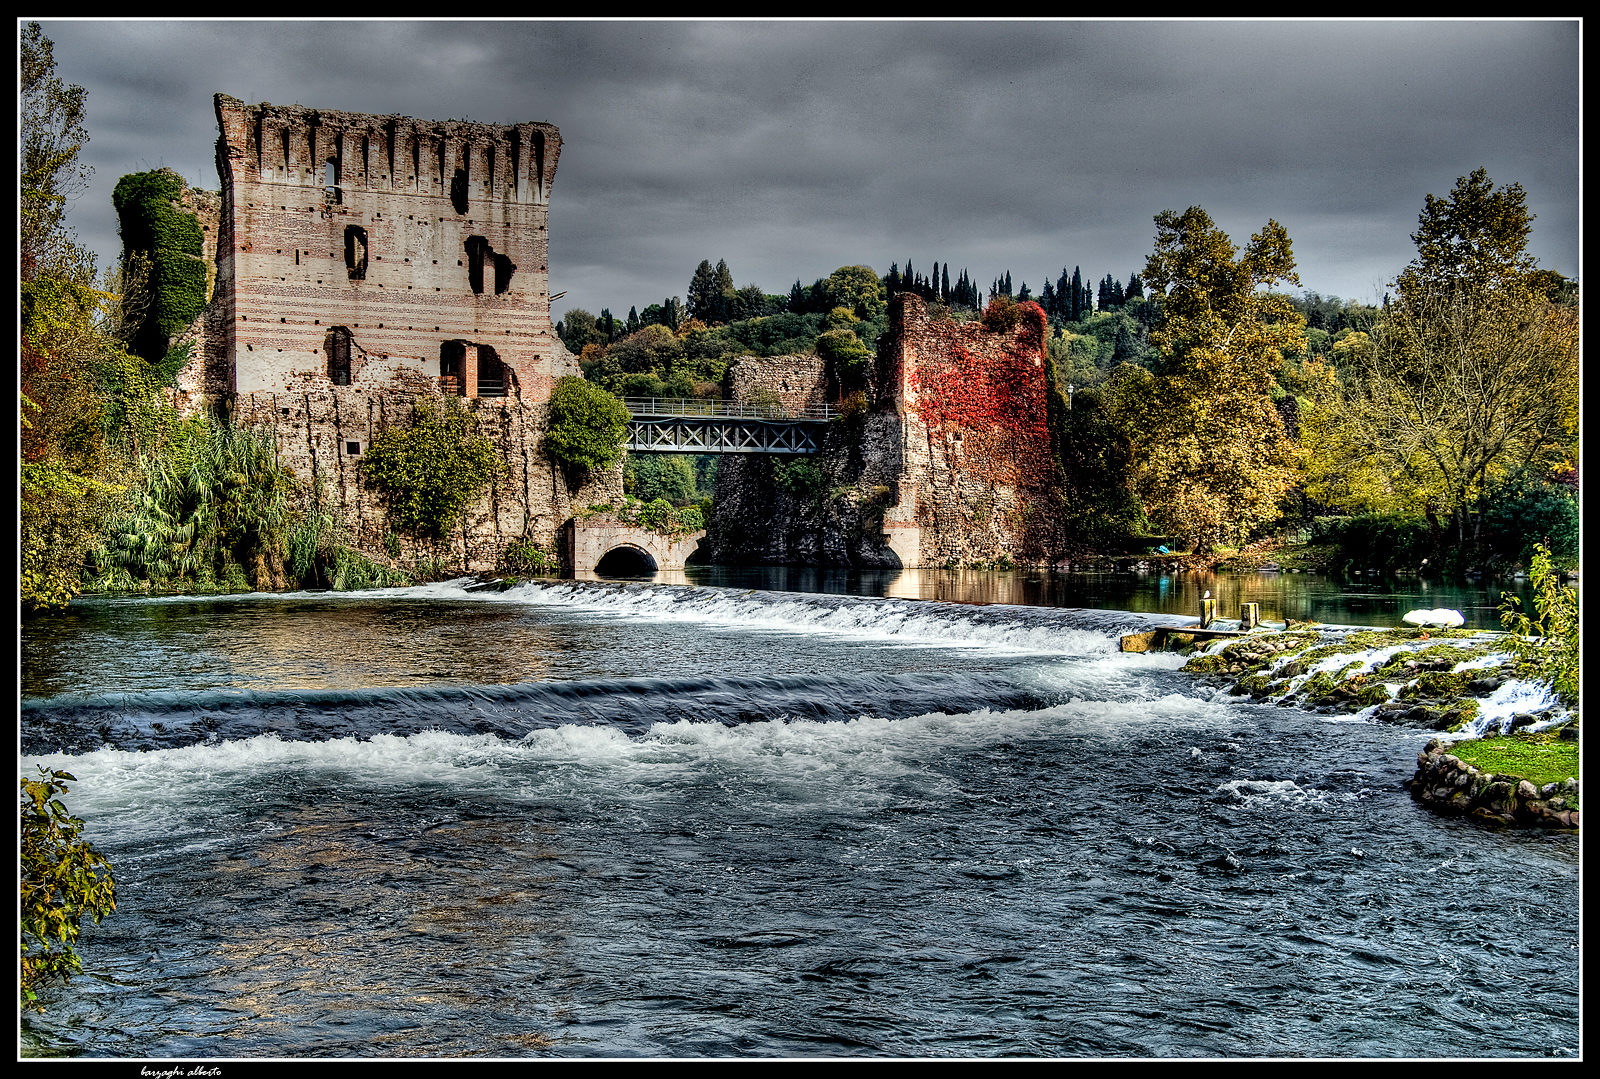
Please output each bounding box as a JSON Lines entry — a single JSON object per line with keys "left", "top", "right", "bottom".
{"left": 1304, "top": 170, "right": 1579, "bottom": 562}
{"left": 1106, "top": 207, "right": 1305, "bottom": 552}
{"left": 20, "top": 23, "right": 125, "bottom": 611}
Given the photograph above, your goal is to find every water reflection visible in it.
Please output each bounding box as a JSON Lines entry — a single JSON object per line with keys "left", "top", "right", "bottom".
{"left": 665, "top": 565, "right": 1550, "bottom": 630}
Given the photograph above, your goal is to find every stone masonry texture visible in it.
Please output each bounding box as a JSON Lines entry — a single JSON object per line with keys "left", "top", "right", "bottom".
{"left": 181, "top": 96, "right": 618, "bottom": 572}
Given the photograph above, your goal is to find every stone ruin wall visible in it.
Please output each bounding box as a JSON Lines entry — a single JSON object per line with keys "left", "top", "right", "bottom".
{"left": 885, "top": 294, "right": 1060, "bottom": 566}
{"left": 724, "top": 354, "right": 828, "bottom": 414}
{"left": 173, "top": 96, "right": 618, "bottom": 572}
{"left": 707, "top": 296, "right": 1061, "bottom": 568}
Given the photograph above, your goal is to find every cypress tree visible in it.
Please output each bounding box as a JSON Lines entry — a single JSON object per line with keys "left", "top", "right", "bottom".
{"left": 941, "top": 263, "right": 951, "bottom": 303}
{"left": 1071, "top": 267, "right": 1084, "bottom": 320}
{"left": 712, "top": 259, "right": 735, "bottom": 324}
{"left": 687, "top": 260, "right": 717, "bottom": 321}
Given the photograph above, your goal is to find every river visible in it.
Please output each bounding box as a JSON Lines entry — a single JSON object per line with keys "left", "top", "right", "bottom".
{"left": 18, "top": 569, "right": 1580, "bottom": 1059}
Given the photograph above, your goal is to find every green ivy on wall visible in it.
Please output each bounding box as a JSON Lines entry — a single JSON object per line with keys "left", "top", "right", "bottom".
{"left": 362, "top": 398, "right": 501, "bottom": 540}
{"left": 111, "top": 168, "right": 208, "bottom": 363}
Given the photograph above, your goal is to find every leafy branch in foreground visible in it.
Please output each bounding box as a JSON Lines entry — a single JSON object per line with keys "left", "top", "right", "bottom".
{"left": 1499, "top": 543, "right": 1579, "bottom": 706}
{"left": 21, "top": 768, "right": 116, "bottom": 1010}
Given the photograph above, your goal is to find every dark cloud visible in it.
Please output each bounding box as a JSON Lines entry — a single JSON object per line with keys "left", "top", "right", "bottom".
{"left": 36, "top": 19, "right": 1579, "bottom": 322}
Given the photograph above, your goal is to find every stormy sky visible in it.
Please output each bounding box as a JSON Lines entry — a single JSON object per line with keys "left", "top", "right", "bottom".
{"left": 31, "top": 19, "right": 1581, "bottom": 325}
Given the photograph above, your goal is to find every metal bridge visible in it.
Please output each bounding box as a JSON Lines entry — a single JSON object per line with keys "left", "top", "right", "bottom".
{"left": 621, "top": 397, "right": 836, "bottom": 455}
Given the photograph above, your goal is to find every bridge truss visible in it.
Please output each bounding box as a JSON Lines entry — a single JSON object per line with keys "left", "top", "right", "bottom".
{"left": 622, "top": 398, "right": 833, "bottom": 455}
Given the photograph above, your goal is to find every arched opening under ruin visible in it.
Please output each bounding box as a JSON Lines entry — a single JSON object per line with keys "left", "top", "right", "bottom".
{"left": 594, "top": 545, "right": 658, "bottom": 578}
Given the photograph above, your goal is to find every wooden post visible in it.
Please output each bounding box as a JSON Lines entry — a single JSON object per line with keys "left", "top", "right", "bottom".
{"left": 1240, "top": 603, "right": 1260, "bottom": 631}
{"left": 1201, "top": 597, "right": 1217, "bottom": 629}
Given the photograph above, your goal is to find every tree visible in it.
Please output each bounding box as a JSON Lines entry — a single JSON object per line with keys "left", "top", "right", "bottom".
{"left": 1396, "top": 168, "right": 1538, "bottom": 302}
{"left": 21, "top": 24, "right": 125, "bottom": 612}
{"left": 545, "top": 376, "right": 630, "bottom": 477}
{"left": 1304, "top": 171, "right": 1579, "bottom": 562}
{"left": 686, "top": 260, "right": 719, "bottom": 322}
{"left": 1499, "top": 543, "right": 1579, "bottom": 706}
{"left": 1303, "top": 287, "right": 1578, "bottom": 554}
{"left": 21, "top": 23, "right": 93, "bottom": 285}
{"left": 1106, "top": 207, "right": 1305, "bottom": 552}
{"left": 21, "top": 768, "right": 116, "bottom": 1009}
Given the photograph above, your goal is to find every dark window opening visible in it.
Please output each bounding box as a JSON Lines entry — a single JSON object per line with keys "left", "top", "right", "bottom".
{"left": 595, "top": 546, "right": 657, "bottom": 578}
{"left": 439, "top": 339, "right": 467, "bottom": 395}
{"left": 450, "top": 167, "right": 469, "bottom": 214}
{"left": 327, "top": 326, "right": 353, "bottom": 386}
{"left": 465, "top": 236, "right": 488, "bottom": 295}
{"left": 346, "top": 441, "right": 361, "bottom": 456}
{"left": 493, "top": 252, "right": 516, "bottom": 295}
{"left": 324, "top": 159, "right": 340, "bottom": 204}
{"left": 477, "top": 345, "right": 506, "bottom": 397}
{"left": 464, "top": 235, "right": 516, "bottom": 295}
{"left": 345, "top": 225, "right": 368, "bottom": 281}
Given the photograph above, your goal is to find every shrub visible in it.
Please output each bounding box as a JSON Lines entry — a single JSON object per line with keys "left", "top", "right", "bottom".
{"left": 90, "top": 416, "right": 294, "bottom": 594}
{"left": 545, "top": 376, "right": 629, "bottom": 476}
{"left": 362, "top": 398, "right": 500, "bottom": 539}
{"left": 21, "top": 768, "right": 116, "bottom": 1010}
{"left": 815, "top": 329, "right": 872, "bottom": 393}
{"left": 774, "top": 458, "right": 826, "bottom": 500}
{"left": 1499, "top": 542, "right": 1579, "bottom": 706}
{"left": 501, "top": 541, "right": 558, "bottom": 575}
{"left": 1480, "top": 475, "right": 1580, "bottom": 568}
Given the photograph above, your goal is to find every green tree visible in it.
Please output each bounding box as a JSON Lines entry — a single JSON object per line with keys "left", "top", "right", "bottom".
{"left": 545, "top": 376, "right": 630, "bottom": 476}
{"left": 624, "top": 452, "right": 696, "bottom": 505}
{"left": 1303, "top": 287, "right": 1578, "bottom": 555}
{"left": 20, "top": 23, "right": 126, "bottom": 612}
{"left": 557, "top": 308, "right": 606, "bottom": 353}
{"left": 1304, "top": 172, "right": 1578, "bottom": 561}
{"left": 815, "top": 265, "right": 886, "bottom": 323}
{"left": 362, "top": 399, "right": 501, "bottom": 539}
{"left": 687, "top": 260, "right": 719, "bottom": 322}
{"left": 1106, "top": 207, "right": 1305, "bottom": 552}
{"left": 21, "top": 23, "right": 92, "bottom": 286}
{"left": 21, "top": 768, "right": 116, "bottom": 1009}
{"left": 1396, "top": 168, "right": 1539, "bottom": 302}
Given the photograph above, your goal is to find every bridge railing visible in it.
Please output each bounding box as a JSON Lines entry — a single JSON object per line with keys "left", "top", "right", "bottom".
{"left": 621, "top": 397, "right": 836, "bottom": 422}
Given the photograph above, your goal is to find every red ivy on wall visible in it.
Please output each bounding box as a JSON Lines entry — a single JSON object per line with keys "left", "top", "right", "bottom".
{"left": 909, "top": 300, "right": 1053, "bottom": 491}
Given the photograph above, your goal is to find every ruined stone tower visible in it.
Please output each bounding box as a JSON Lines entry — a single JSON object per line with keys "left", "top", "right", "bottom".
{"left": 211, "top": 94, "right": 565, "bottom": 399}
{"left": 197, "top": 95, "right": 618, "bottom": 570}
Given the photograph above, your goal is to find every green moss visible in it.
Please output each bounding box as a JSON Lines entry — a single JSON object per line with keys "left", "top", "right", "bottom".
{"left": 1448, "top": 733, "right": 1579, "bottom": 796}
{"left": 1402, "top": 670, "right": 1476, "bottom": 700}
